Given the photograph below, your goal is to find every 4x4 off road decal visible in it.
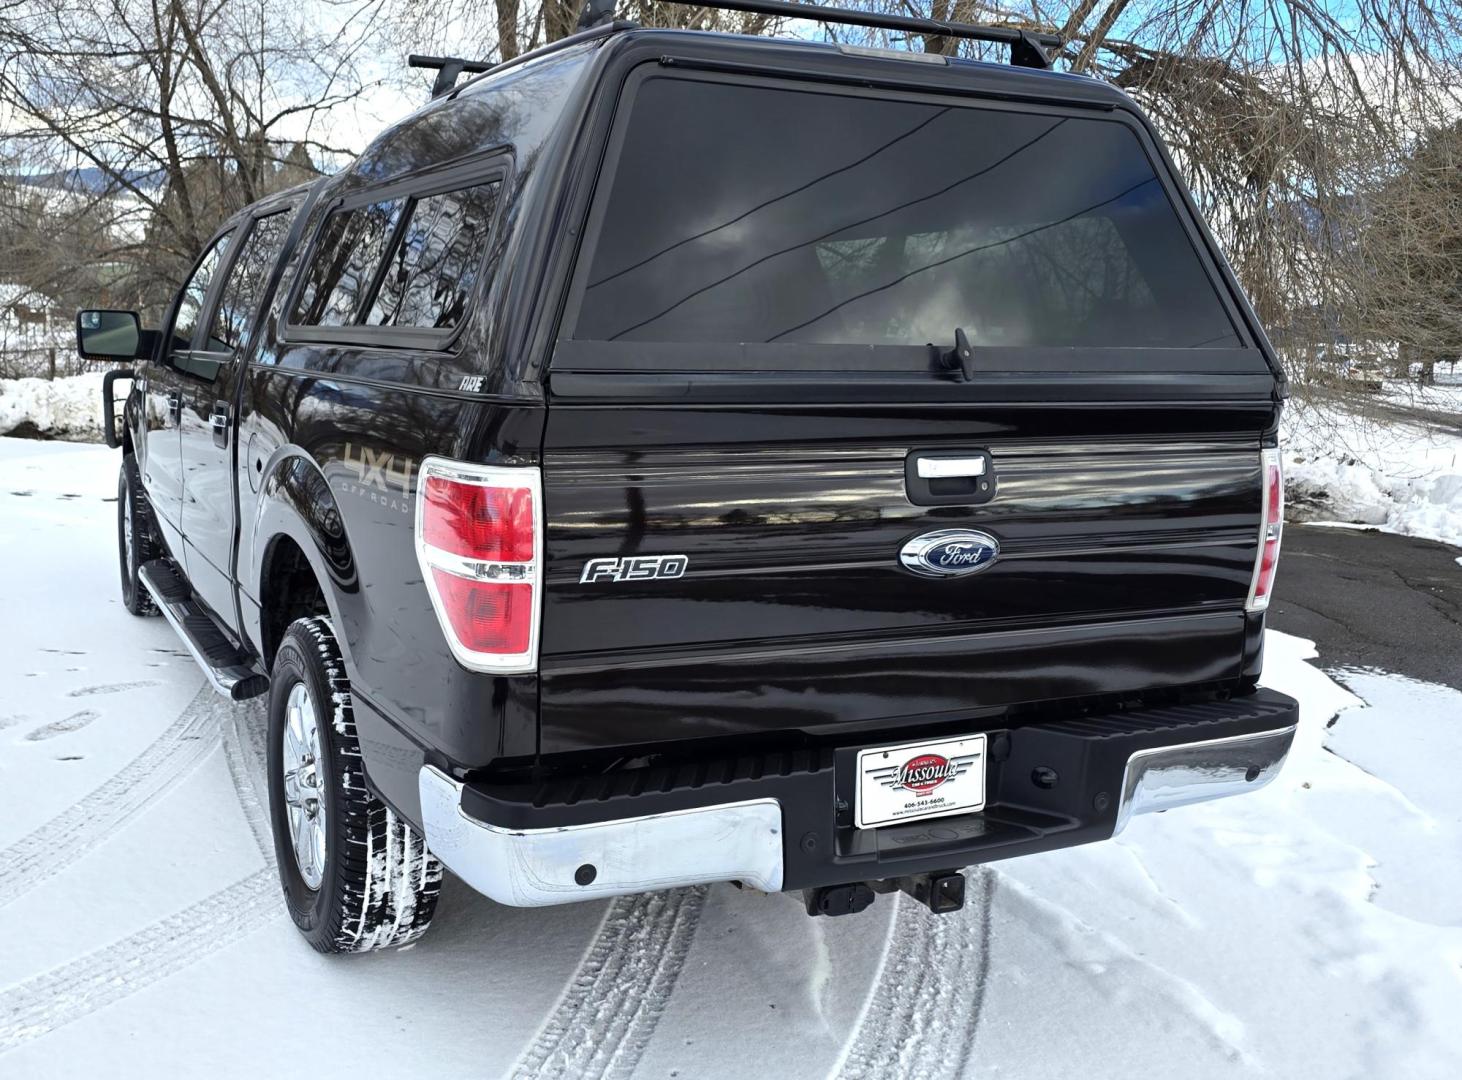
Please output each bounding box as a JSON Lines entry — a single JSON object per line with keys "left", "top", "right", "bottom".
{"left": 337, "top": 443, "right": 415, "bottom": 516}
{"left": 580, "top": 555, "right": 688, "bottom": 584}
{"left": 870, "top": 751, "right": 981, "bottom": 795}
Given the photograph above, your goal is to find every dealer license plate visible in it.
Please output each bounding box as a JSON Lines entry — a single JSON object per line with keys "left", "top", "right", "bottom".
{"left": 855, "top": 734, "right": 987, "bottom": 829}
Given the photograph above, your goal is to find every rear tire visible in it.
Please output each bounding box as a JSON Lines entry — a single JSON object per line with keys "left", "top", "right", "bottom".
{"left": 118, "top": 456, "right": 159, "bottom": 616}
{"left": 267, "top": 616, "right": 442, "bottom": 953}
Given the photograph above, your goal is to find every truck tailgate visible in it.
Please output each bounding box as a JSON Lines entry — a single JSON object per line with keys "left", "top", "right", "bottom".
{"left": 536, "top": 396, "right": 1270, "bottom": 754}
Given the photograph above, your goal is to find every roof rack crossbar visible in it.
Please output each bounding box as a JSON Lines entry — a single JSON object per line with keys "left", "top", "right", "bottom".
{"left": 409, "top": 54, "right": 497, "bottom": 98}
{"left": 578, "top": 0, "right": 1058, "bottom": 68}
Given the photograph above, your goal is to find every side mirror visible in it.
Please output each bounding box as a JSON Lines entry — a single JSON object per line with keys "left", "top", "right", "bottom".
{"left": 76, "top": 309, "right": 146, "bottom": 361}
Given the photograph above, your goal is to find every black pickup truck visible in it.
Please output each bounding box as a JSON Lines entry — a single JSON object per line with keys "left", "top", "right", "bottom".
{"left": 76, "top": 0, "right": 1296, "bottom": 953}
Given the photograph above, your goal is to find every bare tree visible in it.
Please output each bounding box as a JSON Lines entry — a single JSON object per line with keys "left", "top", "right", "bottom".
{"left": 392, "top": 0, "right": 777, "bottom": 71}
{"left": 0, "top": 0, "right": 392, "bottom": 321}
{"left": 1353, "top": 121, "right": 1462, "bottom": 384}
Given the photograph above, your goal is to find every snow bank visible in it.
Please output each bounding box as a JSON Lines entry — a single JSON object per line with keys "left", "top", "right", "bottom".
{"left": 0, "top": 373, "right": 107, "bottom": 442}
{"left": 1283, "top": 391, "right": 1462, "bottom": 548}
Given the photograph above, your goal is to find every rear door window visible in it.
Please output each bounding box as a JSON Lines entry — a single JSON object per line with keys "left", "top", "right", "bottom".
{"left": 204, "top": 210, "right": 295, "bottom": 352}
{"left": 567, "top": 76, "right": 1244, "bottom": 355}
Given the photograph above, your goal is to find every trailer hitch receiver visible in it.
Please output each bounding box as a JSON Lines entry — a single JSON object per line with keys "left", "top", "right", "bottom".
{"left": 901, "top": 871, "right": 966, "bottom": 914}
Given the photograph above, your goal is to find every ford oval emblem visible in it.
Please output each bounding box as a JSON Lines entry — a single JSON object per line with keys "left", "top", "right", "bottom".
{"left": 899, "top": 529, "right": 1000, "bottom": 578}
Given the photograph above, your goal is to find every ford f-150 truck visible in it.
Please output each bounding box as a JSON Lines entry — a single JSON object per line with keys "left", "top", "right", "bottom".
{"left": 75, "top": 0, "right": 1296, "bottom": 953}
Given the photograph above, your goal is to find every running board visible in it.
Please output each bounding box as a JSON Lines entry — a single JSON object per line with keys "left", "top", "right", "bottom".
{"left": 139, "top": 560, "right": 269, "bottom": 701}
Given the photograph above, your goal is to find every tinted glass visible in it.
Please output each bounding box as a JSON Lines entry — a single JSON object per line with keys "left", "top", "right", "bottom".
{"left": 291, "top": 198, "right": 406, "bottom": 326}
{"left": 172, "top": 234, "right": 231, "bottom": 350}
{"left": 367, "top": 181, "right": 502, "bottom": 329}
{"left": 205, "top": 211, "right": 294, "bottom": 351}
{"left": 573, "top": 78, "right": 1241, "bottom": 351}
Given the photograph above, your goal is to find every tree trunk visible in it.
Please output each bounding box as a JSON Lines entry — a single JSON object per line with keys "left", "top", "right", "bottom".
{"left": 544, "top": 0, "right": 579, "bottom": 43}
{"left": 496, "top": 0, "right": 521, "bottom": 61}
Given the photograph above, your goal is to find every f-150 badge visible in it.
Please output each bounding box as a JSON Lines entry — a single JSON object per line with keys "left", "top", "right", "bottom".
{"left": 580, "top": 554, "right": 689, "bottom": 583}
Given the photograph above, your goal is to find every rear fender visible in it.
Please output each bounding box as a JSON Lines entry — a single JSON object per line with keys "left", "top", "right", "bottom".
{"left": 244, "top": 448, "right": 442, "bottom": 832}
{"left": 244, "top": 449, "right": 358, "bottom": 665}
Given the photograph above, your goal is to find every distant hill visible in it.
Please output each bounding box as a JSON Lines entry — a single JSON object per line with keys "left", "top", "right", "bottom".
{"left": 7, "top": 167, "right": 165, "bottom": 194}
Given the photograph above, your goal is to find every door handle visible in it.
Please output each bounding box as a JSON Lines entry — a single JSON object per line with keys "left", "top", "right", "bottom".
{"left": 167, "top": 391, "right": 181, "bottom": 422}
{"left": 210, "top": 400, "right": 231, "bottom": 448}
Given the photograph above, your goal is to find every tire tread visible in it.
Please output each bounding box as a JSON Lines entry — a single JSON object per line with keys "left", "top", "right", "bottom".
{"left": 275, "top": 617, "right": 442, "bottom": 953}
{"left": 119, "top": 456, "right": 159, "bottom": 617}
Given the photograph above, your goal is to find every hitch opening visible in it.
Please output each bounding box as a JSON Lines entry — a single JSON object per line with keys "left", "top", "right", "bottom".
{"left": 900, "top": 871, "right": 966, "bottom": 915}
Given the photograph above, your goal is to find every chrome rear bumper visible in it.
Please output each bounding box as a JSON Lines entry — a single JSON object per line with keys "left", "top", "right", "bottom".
{"left": 418, "top": 715, "right": 1298, "bottom": 907}
{"left": 418, "top": 765, "right": 784, "bottom": 907}
{"left": 1114, "top": 724, "right": 1297, "bottom": 834}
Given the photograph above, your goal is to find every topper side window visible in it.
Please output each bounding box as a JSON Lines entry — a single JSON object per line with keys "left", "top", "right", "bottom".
{"left": 287, "top": 174, "right": 505, "bottom": 340}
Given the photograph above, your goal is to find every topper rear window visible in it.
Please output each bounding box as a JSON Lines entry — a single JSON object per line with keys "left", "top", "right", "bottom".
{"left": 563, "top": 74, "right": 1248, "bottom": 358}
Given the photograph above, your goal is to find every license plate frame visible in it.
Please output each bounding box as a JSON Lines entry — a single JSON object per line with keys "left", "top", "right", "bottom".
{"left": 854, "top": 733, "right": 987, "bottom": 830}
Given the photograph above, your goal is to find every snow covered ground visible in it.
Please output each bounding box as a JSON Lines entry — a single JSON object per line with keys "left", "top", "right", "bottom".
{"left": 1284, "top": 383, "right": 1462, "bottom": 546}
{"left": 1, "top": 437, "right": 1460, "bottom": 1079}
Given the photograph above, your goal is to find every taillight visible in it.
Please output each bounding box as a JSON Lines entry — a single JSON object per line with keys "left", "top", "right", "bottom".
{"left": 414, "top": 457, "right": 541, "bottom": 673}
{"left": 1246, "top": 448, "right": 1283, "bottom": 611}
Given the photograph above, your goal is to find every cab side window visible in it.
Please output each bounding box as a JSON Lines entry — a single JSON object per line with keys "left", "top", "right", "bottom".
{"left": 289, "top": 177, "right": 503, "bottom": 336}
{"left": 204, "top": 210, "right": 295, "bottom": 353}
{"left": 170, "top": 233, "right": 232, "bottom": 352}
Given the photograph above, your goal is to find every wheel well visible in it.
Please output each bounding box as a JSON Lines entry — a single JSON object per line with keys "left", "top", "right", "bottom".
{"left": 260, "top": 536, "right": 328, "bottom": 667}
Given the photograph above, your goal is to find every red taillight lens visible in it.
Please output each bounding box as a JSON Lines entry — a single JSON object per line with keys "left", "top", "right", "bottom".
{"left": 1265, "top": 464, "right": 1282, "bottom": 522}
{"left": 429, "top": 571, "right": 532, "bottom": 654}
{"left": 1248, "top": 451, "right": 1283, "bottom": 611}
{"left": 422, "top": 477, "right": 534, "bottom": 562}
{"left": 415, "top": 460, "right": 541, "bottom": 672}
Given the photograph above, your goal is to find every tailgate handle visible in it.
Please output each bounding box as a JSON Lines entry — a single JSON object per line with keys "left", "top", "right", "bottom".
{"left": 916, "top": 457, "right": 986, "bottom": 479}
{"left": 906, "top": 449, "right": 996, "bottom": 507}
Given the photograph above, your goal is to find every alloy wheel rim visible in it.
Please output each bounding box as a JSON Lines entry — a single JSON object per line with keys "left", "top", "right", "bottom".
{"left": 282, "top": 681, "right": 328, "bottom": 889}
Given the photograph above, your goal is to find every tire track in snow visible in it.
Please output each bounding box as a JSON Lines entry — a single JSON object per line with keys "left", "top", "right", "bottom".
{"left": 0, "top": 869, "right": 279, "bottom": 1052}
{"left": 0, "top": 684, "right": 221, "bottom": 908}
{"left": 218, "top": 701, "right": 273, "bottom": 859}
{"left": 509, "top": 885, "right": 709, "bottom": 1080}
{"left": 831, "top": 869, "right": 996, "bottom": 1080}
{"left": 0, "top": 701, "right": 281, "bottom": 1054}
